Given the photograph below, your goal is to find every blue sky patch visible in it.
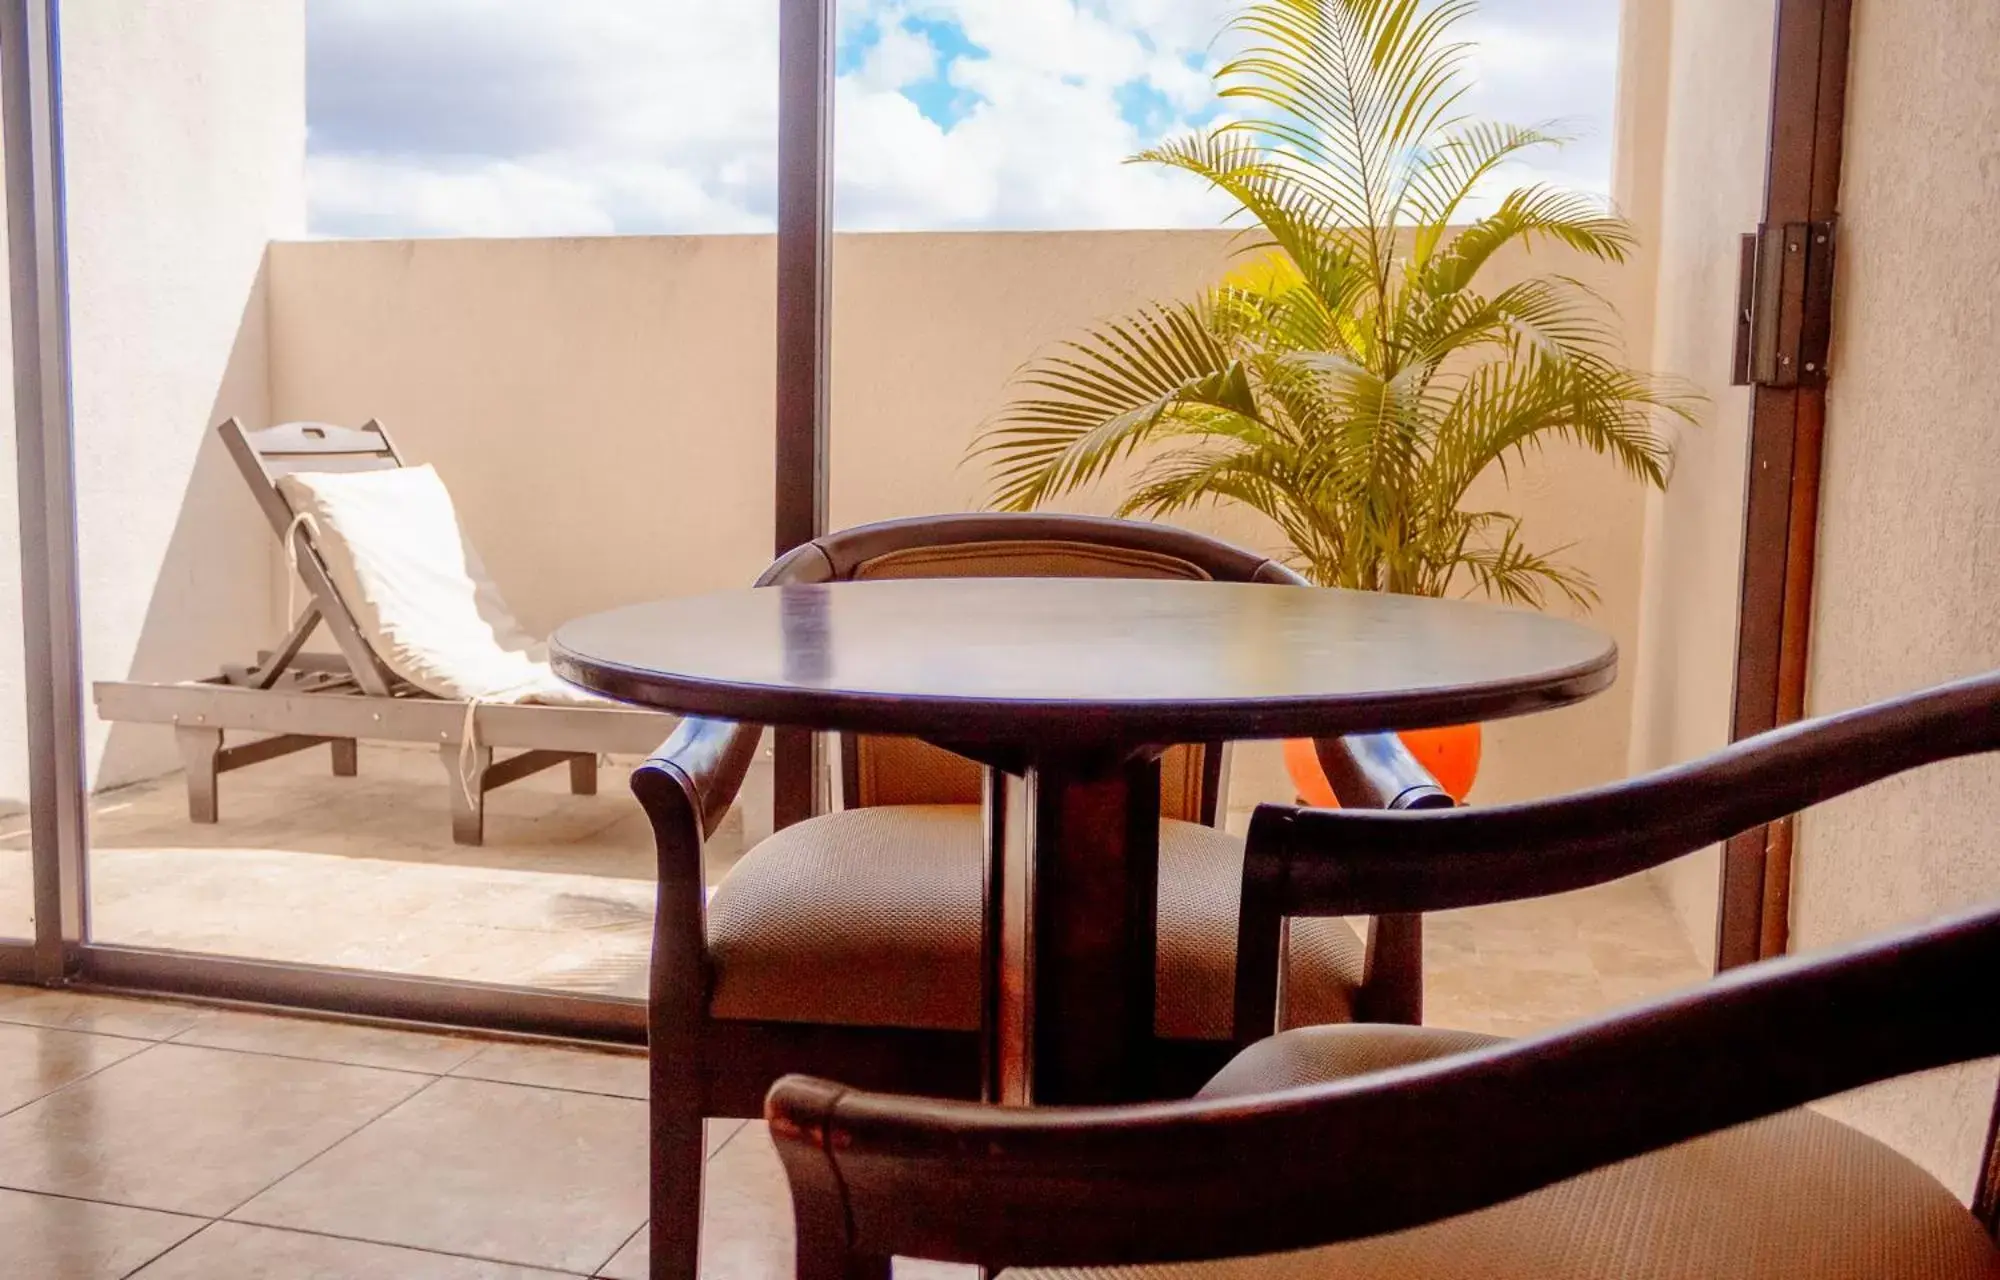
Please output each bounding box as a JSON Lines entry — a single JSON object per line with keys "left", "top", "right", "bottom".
{"left": 902, "top": 75, "right": 984, "bottom": 129}
{"left": 1115, "top": 78, "right": 1179, "bottom": 140}
{"left": 839, "top": 14, "right": 988, "bottom": 131}
{"left": 903, "top": 14, "right": 985, "bottom": 64}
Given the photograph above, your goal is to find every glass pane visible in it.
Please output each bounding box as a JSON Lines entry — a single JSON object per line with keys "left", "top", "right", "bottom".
{"left": 825, "top": 0, "right": 1766, "bottom": 1035}
{"left": 0, "top": 198, "right": 29, "bottom": 941}
{"left": 71, "top": 1, "right": 776, "bottom": 994}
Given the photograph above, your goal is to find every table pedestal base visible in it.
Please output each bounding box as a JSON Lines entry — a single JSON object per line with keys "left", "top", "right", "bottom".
{"left": 989, "top": 755, "right": 1162, "bottom": 1106}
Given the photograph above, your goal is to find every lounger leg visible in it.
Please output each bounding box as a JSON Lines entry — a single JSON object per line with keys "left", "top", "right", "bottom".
{"left": 441, "top": 743, "right": 492, "bottom": 846}
{"left": 569, "top": 753, "right": 598, "bottom": 796}
{"left": 177, "top": 726, "right": 224, "bottom": 824}
{"left": 331, "top": 739, "right": 359, "bottom": 777}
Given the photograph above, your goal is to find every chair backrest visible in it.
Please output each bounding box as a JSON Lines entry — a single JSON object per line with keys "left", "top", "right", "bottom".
{"left": 760, "top": 513, "right": 1308, "bottom": 823}
{"left": 218, "top": 417, "right": 407, "bottom": 695}
{"left": 768, "top": 899, "right": 2000, "bottom": 1275}
{"left": 1232, "top": 668, "right": 2000, "bottom": 1047}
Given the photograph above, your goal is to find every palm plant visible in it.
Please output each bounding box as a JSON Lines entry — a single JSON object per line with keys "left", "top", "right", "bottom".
{"left": 977, "top": 0, "right": 1701, "bottom": 607}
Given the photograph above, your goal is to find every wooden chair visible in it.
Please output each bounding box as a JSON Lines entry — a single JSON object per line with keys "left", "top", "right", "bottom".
{"left": 769, "top": 670, "right": 2000, "bottom": 1280}
{"left": 91, "top": 418, "right": 672, "bottom": 844}
{"left": 629, "top": 512, "right": 1446, "bottom": 1280}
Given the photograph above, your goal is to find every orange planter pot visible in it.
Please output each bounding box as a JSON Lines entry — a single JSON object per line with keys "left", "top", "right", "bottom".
{"left": 1283, "top": 723, "right": 1483, "bottom": 807}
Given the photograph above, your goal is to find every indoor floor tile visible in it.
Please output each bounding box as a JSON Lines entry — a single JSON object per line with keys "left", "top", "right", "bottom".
{"left": 597, "top": 1121, "right": 796, "bottom": 1280}
{"left": 596, "top": 1226, "right": 647, "bottom": 1280}
{"left": 232, "top": 1076, "right": 648, "bottom": 1274}
{"left": 0, "top": 1042, "right": 429, "bottom": 1216}
{"left": 0, "top": 986, "right": 205, "bottom": 1041}
{"left": 450, "top": 1039, "right": 648, "bottom": 1099}
{"left": 133, "top": 1221, "right": 577, "bottom": 1279}
{"left": 172, "top": 1006, "right": 486, "bottom": 1075}
{"left": 0, "top": 1022, "right": 150, "bottom": 1115}
{"left": 0, "top": 1186, "right": 203, "bottom": 1279}
{"left": 701, "top": 1123, "right": 798, "bottom": 1280}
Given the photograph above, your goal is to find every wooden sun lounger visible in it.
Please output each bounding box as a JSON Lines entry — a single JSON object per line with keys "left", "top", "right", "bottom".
{"left": 91, "top": 418, "right": 676, "bottom": 845}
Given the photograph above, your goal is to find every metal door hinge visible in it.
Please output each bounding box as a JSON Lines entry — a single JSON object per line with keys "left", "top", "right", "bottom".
{"left": 1732, "top": 219, "right": 1837, "bottom": 388}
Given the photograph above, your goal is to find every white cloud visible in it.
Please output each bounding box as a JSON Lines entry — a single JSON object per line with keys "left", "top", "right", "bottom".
{"left": 305, "top": 0, "right": 1624, "bottom": 238}
{"left": 853, "top": 15, "right": 940, "bottom": 92}
{"left": 308, "top": 156, "right": 617, "bottom": 238}
{"left": 829, "top": 0, "right": 1241, "bottom": 231}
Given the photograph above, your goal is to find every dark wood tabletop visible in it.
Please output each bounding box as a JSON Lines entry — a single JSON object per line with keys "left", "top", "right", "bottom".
{"left": 550, "top": 577, "right": 1617, "bottom": 744}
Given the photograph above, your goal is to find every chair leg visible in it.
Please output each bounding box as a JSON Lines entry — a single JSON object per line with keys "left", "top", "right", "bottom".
{"left": 441, "top": 743, "right": 491, "bottom": 846}
{"left": 569, "top": 753, "right": 599, "bottom": 796}
{"left": 650, "top": 1071, "right": 705, "bottom": 1280}
{"left": 850, "top": 1255, "right": 892, "bottom": 1280}
{"left": 1356, "top": 913, "right": 1425, "bottom": 1025}
{"left": 331, "top": 738, "right": 359, "bottom": 777}
{"left": 176, "top": 725, "right": 223, "bottom": 824}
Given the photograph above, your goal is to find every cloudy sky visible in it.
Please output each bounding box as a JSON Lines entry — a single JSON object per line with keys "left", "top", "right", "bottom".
{"left": 305, "top": 0, "right": 1624, "bottom": 238}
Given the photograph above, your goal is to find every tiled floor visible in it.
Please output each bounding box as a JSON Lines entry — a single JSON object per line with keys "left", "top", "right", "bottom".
{"left": 0, "top": 871, "right": 1709, "bottom": 1278}
{"left": 0, "top": 985, "right": 725, "bottom": 1278}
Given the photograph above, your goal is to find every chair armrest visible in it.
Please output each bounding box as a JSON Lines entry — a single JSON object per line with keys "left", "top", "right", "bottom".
{"left": 629, "top": 717, "right": 762, "bottom": 1014}
{"left": 1315, "top": 732, "right": 1453, "bottom": 810}
{"left": 770, "top": 900, "right": 2000, "bottom": 1272}
{"left": 1263, "top": 668, "right": 2000, "bottom": 918}
{"left": 633, "top": 716, "right": 763, "bottom": 844}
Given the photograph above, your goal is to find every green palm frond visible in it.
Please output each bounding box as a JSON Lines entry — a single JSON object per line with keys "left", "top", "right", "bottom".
{"left": 1425, "top": 186, "right": 1637, "bottom": 297}
{"left": 1403, "top": 121, "right": 1571, "bottom": 260}
{"left": 979, "top": 303, "right": 1263, "bottom": 512}
{"left": 973, "top": 0, "right": 1706, "bottom": 604}
{"left": 1449, "top": 513, "right": 1599, "bottom": 609}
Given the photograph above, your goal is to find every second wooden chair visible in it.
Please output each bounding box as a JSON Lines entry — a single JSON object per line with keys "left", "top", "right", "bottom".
{"left": 630, "top": 512, "right": 1442, "bottom": 1280}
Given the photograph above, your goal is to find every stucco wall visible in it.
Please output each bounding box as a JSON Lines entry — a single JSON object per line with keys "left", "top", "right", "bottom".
{"left": 267, "top": 228, "right": 1658, "bottom": 809}
{"left": 59, "top": 0, "right": 306, "bottom": 792}
{"left": 1621, "top": 0, "right": 1776, "bottom": 961}
{"left": 1790, "top": 0, "right": 2000, "bottom": 1201}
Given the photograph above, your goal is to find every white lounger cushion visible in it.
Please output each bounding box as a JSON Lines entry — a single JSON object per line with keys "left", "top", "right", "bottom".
{"left": 276, "top": 464, "right": 605, "bottom": 707}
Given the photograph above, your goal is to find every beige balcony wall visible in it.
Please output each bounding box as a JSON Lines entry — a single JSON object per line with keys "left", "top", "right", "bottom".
{"left": 59, "top": 0, "right": 306, "bottom": 792}
{"left": 268, "top": 228, "right": 1658, "bottom": 810}
{"left": 1788, "top": 0, "right": 2000, "bottom": 1202}
{"left": 1620, "top": 0, "right": 1776, "bottom": 961}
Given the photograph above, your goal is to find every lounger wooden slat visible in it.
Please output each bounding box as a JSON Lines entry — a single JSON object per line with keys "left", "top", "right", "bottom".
{"left": 96, "top": 680, "right": 676, "bottom": 756}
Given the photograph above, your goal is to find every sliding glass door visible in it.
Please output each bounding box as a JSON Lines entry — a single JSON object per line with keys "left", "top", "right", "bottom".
{"left": 1, "top": 0, "right": 782, "bottom": 1036}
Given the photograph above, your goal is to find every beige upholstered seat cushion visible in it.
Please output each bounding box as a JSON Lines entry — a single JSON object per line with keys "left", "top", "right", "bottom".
{"left": 704, "top": 805, "right": 1362, "bottom": 1038}
{"left": 1008, "top": 1024, "right": 2000, "bottom": 1280}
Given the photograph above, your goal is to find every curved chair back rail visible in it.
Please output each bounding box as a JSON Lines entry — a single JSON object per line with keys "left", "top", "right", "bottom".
{"left": 760, "top": 511, "right": 1309, "bottom": 589}
{"left": 1233, "top": 667, "right": 2000, "bottom": 1045}
{"left": 768, "top": 901, "right": 2000, "bottom": 1273}
{"left": 757, "top": 511, "right": 1318, "bottom": 822}
{"left": 1252, "top": 667, "right": 2000, "bottom": 919}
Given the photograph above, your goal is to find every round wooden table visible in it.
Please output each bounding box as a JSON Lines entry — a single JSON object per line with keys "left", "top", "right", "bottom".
{"left": 552, "top": 577, "right": 1616, "bottom": 1104}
